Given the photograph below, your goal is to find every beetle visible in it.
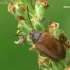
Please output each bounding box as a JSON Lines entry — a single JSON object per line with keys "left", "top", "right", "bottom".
{"left": 30, "top": 30, "right": 66, "bottom": 60}
{"left": 7, "top": 29, "right": 66, "bottom": 60}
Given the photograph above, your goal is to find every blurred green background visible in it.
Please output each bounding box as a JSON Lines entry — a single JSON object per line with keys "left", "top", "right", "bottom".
{"left": 0, "top": 0, "right": 70, "bottom": 70}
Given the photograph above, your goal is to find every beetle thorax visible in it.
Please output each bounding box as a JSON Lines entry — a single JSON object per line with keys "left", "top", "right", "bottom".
{"left": 30, "top": 30, "right": 42, "bottom": 43}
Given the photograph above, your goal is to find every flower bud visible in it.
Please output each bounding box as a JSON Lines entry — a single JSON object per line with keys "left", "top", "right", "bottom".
{"left": 35, "top": 1, "right": 44, "bottom": 21}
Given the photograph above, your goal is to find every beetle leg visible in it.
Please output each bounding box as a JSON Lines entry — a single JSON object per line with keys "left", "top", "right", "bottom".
{"left": 65, "top": 41, "right": 70, "bottom": 48}
{"left": 29, "top": 44, "right": 36, "bottom": 50}
{"left": 59, "top": 33, "right": 67, "bottom": 43}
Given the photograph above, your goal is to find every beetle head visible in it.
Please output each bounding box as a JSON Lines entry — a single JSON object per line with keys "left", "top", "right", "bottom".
{"left": 30, "top": 30, "right": 42, "bottom": 43}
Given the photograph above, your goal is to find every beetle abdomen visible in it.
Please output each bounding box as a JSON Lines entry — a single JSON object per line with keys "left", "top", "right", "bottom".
{"left": 34, "top": 33, "right": 66, "bottom": 60}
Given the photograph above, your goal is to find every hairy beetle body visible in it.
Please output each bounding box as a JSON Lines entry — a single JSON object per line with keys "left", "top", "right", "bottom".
{"left": 30, "top": 30, "right": 66, "bottom": 60}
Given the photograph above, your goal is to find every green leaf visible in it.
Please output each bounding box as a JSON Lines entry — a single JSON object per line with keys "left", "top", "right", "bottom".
{"left": 52, "top": 61, "right": 64, "bottom": 70}
{"left": 21, "top": 0, "right": 34, "bottom": 14}
{"left": 19, "top": 23, "right": 31, "bottom": 34}
{"left": 32, "top": 22, "right": 44, "bottom": 30}
{"left": 35, "top": 1, "right": 44, "bottom": 21}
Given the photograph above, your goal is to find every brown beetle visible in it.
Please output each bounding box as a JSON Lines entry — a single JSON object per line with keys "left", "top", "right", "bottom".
{"left": 30, "top": 30, "right": 66, "bottom": 60}
{"left": 7, "top": 29, "right": 66, "bottom": 60}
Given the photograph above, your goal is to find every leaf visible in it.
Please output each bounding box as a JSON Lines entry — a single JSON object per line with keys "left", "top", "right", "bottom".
{"left": 19, "top": 23, "right": 31, "bottom": 33}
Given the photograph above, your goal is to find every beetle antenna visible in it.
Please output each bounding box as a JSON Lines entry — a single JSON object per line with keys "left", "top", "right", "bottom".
{"left": 6, "top": 34, "right": 27, "bottom": 39}
{"left": 27, "top": 6, "right": 34, "bottom": 29}
{"left": 44, "top": 16, "right": 52, "bottom": 24}
{"left": 6, "top": 34, "right": 19, "bottom": 39}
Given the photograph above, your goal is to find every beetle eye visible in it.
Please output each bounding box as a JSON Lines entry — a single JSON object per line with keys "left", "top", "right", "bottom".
{"left": 30, "top": 30, "right": 35, "bottom": 37}
{"left": 30, "top": 32, "right": 33, "bottom": 37}
{"left": 30, "top": 34, "right": 32, "bottom": 37}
